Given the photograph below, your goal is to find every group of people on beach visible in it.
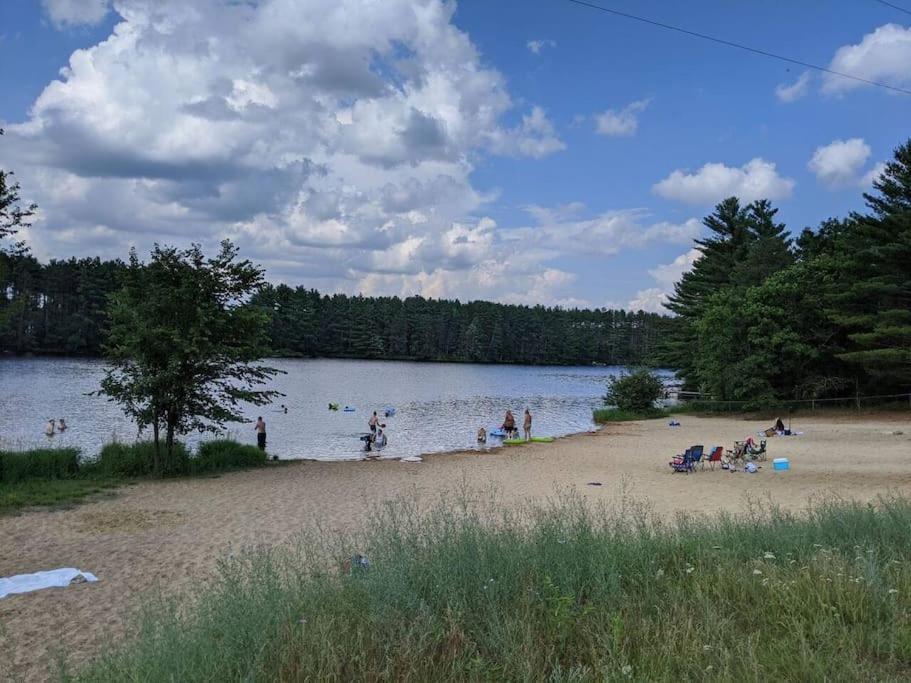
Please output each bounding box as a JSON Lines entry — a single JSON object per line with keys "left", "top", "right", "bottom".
{"left": 44, "top": 418, "right": 67, "bottom": 437}
{"left": 478, "top": 408, "right": 533, "bottom": 442}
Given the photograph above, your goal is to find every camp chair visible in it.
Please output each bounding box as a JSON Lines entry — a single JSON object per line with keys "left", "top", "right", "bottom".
{"left": 748, "top": 439, "right": 768, "bottom": 461}
{"left": 689, "top": 445, "right": 704, "bottom": 470}
{"left": 704, "top": 446, "right": 724, "bottom": 470}
{"left": 669, "top": 447, "right": 695, "bottom": 473}
{"left": 727, "top": 442, "right": 747, "bottom": 464}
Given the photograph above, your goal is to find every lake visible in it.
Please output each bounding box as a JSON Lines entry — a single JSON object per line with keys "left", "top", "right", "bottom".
{"left": 0, "top": 358, "right": 643, "bottom": 461}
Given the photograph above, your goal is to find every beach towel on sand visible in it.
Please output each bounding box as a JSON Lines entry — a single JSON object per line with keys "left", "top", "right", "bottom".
{"left": 0, "top": 568, "right": 98, "bottom": 599}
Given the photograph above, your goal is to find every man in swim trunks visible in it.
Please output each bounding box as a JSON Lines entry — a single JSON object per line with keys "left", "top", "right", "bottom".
{"left": 369, "top": 411, "right": 379, "bottom": 435}
{"left": 255, "top": 416, "right": 267, "bottom": 451}
{"left": 523, "top": 408, "right": 532, "bottom": 441}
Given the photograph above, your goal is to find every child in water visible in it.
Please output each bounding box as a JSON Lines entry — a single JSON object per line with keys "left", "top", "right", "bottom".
{"left": 477, "top": 427, "right": 487, "bottom": 443}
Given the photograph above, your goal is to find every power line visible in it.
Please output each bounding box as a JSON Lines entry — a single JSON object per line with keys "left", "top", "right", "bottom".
{"left": 871, "top": 0, "right": 911, "bottom": 16}
{"left": 565, "top": 0, "right": 911, "bottom": 96}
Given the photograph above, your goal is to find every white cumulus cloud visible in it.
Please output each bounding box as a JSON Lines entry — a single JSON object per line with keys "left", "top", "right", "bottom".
{"left": 4, "top": 0, "right": 575, "bottom": 306}
{"left": 488, "top": 106, "right": 566, "bottom": 158}
{"left": 526, "top": 39, "right": 556, "bottom": 55}
{"left": 823, "top": 23, "right": 911, "bottom": 94}
{"left": 594, "top": 99, "right": 650, "bottom": 137}
{"left": 41, "top": 0, "right": 111, "bottom": 28}
{"left": 653, "top": 158, "right": 795, "bottom": 205}
{"left": 628, "top": 247, "right": 701, "bottom": 313}
{"left": 502, "top": 206, "right": 700, "bottom": 258}
{"left": 808, "top": 138, "right": 871, "bottom": 188}
{"left": 861, "top": 161, "right": 887, "bottom": 187}
{"left": 775, "top": 71, "right": 812, "bottom": 102}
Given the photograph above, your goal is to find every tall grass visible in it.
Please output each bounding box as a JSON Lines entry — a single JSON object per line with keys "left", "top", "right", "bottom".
{"left": 0, "top": 439, "right": 267, "bottom": 514}
{"left": 76, "top": 493, "right": 911, "bottom": 681}
{"left": 0, "top": 447, "right": 80, "bottom": 483}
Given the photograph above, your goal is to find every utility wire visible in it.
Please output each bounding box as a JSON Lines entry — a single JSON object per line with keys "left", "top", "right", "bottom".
{"left": 871, "top": 0, "right": 911, "bottom": 16}
{"left": 565, "top": 0, "right": 911, "bottom": 96}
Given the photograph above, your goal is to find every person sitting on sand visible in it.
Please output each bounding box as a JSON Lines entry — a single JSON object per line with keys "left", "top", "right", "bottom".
{"left": 774, "top": 417, "right": 785, "bottom": 433}
{"left": 477, "top": 427, "right": 487, "bottom": 443}
{"left": 57, "top": 418, "right": 67, "bottom": 432}
{"left": 523, "top": 408, "right": 532, "bottom": 441}
{"left": 502, "top": 410, "right": 516, "bottom": 438}
{"left": 45, "top": 419, "right": 56, "bottom": 437}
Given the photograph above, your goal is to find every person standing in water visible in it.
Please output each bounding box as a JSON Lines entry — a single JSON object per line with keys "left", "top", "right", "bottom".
{"left": 369, "top": 411, "right": 379, "bottom": 436}
{"left": 255, "top": 416, "right": 267, "bottom": 451}
{"left": 45, "top": 419, "right": 56, "bottom": 437}
{"left": 523, "top": 408, "right": 532, "bottom": 441}
{"left": 57, "top": 418, "right": 68, "bottom": 432}
{"left": 502, "top": 410, "right": 516, "bottom": 438}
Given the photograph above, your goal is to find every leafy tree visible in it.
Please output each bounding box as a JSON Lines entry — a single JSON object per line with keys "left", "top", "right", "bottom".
{"left": 99, "top": 241, "right": 281, "bottom": 475}
{"left": 604, "top": 368, "right": 665, "bottom": 412}
{"left": 0, "top": 129, "right": 38, "bottom": 335}
{"left": 0, "top": 129, "right": 36, "bottom": 243}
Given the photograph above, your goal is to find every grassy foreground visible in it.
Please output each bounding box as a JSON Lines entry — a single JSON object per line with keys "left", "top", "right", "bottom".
{"left": 74, "top": 494, "right": 911, "bottom": 682}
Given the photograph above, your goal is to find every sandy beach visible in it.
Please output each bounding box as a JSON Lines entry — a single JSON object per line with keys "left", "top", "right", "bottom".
{"left": 2, "top": 412, "right": 910, "bottom": 681}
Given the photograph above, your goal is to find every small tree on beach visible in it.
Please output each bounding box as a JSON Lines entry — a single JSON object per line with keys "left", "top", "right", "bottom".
{"left": 99, "top": 241, "right": 281, "bottom": 475}
{"left": 604, "top": 368, "right": 664, "bottom": 412}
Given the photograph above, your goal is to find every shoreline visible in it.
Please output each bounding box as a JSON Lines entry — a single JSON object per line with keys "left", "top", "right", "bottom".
{"left": 2, "top": 412, "right": 910, "bottom": 680}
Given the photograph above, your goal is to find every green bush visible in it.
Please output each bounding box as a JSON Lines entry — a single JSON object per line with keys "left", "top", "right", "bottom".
{"left": 604, "top": 368, "right": 665, "bottom": 412}
{"left": 192, "top": 440, "right": 266, "bottom": 473}
{"left": 74, "top": 494, "right": 911, "bottom": 682}
{"left": 0, "top": 448, "right": 80, "bottom": 483}
{"left": 94, "top": 441, "right": 190, "bottom": 478}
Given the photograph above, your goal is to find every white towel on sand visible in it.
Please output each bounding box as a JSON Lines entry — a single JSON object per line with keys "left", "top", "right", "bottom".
{"left": 0, "top": 568, "right": 98, "bottom": 599}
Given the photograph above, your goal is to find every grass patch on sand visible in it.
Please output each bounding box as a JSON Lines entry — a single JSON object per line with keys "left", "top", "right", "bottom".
{"left": 0, "top": 478, "right": 122, "bottom": 514}
{"left": 74, "top": 493, "right": 911, "bottom": 682}
{"left": 0, "top": 439, "right": 267, "bottom": 515}
{"left": 593, "top": 407, "right": 675, "bottom": 422}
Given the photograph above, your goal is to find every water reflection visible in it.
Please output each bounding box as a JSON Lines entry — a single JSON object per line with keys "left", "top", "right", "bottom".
{"left": 0, "top": 358, "right": 646, "bottom": 461}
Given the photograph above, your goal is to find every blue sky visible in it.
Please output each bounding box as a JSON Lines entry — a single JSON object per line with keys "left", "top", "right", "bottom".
{"left": 1, "top": 1, "right": 909, "bottom": 311}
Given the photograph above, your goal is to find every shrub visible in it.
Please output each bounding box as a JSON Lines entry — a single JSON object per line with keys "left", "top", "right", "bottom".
{"left": 94, "top": 441, "right": 190, "bottom": 478}
{"left": 603, "top": 368, "right": 665, "bottom": 412}
{"left": 192, "top": 440, "right": 266, "bottom": 473}
{"left": 0, "top": 448, "right": 80, "bottom": 483}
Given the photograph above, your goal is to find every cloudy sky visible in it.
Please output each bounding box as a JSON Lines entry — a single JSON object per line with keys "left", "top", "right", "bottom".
{"left": 1, "top": 0, "right": 909, "bottom": 311}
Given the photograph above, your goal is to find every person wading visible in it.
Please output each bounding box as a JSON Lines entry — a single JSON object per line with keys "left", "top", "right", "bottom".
{"left": 255, "top": 416, "right": 267, "bottom": 451}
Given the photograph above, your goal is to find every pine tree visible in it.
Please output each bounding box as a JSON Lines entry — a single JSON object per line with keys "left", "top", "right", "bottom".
{"left": 833, "top": 140, "right": 911, "bottom": 390}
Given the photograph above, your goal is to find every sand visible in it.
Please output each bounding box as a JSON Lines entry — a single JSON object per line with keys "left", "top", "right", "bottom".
{"left": 2, "top": 413, "right": 910, "bottom": 680}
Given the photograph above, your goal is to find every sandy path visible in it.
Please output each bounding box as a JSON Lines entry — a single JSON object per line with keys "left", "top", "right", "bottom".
{"left": 1, "top": 413, "right": 909, "bottom": 681}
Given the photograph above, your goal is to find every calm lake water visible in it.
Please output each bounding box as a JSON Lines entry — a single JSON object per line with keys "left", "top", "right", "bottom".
{"left": 0, "top": 358, "right": 644, "bottom": 461}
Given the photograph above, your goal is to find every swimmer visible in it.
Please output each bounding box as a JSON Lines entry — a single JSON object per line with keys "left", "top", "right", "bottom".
{"left": 45, "top": 419, "right": 56, "bottom": 437}
{"left": 57, "top": 418, "right": 68, "bottom": 432}
{"left": 477, "top": 427, "right": 487, "bottom": 443}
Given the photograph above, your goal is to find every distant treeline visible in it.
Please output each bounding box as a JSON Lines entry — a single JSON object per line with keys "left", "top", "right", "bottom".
{"left": 252, "top": 287, "right": 668, "bottom": 365}
{"left": 0, "top": 249, "right": 668, "bottom": 365}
